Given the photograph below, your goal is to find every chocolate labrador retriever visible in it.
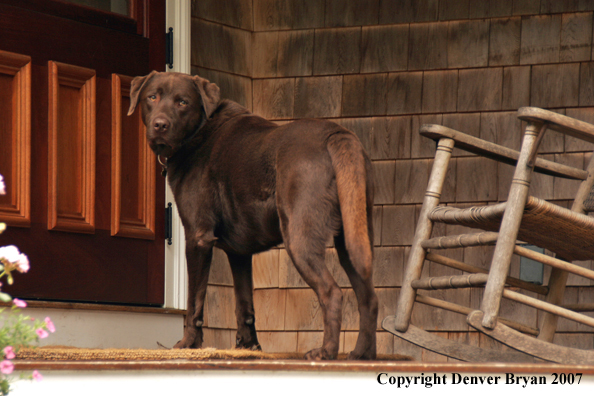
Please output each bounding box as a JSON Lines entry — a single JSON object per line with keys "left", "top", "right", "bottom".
{"left": 128, "top": 71, "right": 378, "bottom": 360}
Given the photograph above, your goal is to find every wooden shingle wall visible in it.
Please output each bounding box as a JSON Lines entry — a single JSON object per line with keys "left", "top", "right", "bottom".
{"left": 191, "top": 0, "right": 594, "bottom": 360}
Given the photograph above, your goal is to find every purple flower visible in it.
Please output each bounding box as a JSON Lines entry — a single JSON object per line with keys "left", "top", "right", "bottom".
{"left": 36, "top": 328, "right": 48, "bottom": 339}
{"left": 3, "top": 347, "right": 14, "bottom": 360}
{"left": 32, "top": 370, "right": 43, "bottom": 382}
{"left": 12, "top": 298, "right": 27, "bottom": 308}
{"left": 45, "top": 317, "right": 55, "bottom": 333}
{"left": 0, "top": 360, "right": 13, "bottom": 374}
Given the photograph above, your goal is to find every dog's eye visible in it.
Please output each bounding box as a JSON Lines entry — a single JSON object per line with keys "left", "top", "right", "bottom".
{"left": 179, "top": 100, "right": 188, "bottom": 106}
{"left": 148, "top": 95, "right": 157, "bottom": 101}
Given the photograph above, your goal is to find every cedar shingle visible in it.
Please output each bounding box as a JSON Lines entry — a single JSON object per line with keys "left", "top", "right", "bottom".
{"left": 502, "top": 66, "right": 531, "bottom": 110}
{"left": 408, "top": 22, "right": 448, "bottom": 71}
{"left": 313, "top": 28, "right": 362, "bottom": 75}
{"left": 439, "top": 0, "right": 470, "bottom": 20}
{"left": 489, "top": 17, "right": 521, "bottom": 66}
{"left": 560, "top": 12, "right": 593, "bottom": 62}
{"left": 421, "top": 70, "right": 458, "bottom": 113}
{"left": 373, "top": 161, "right": 396, "bottom": 204}
{"left": 513, "top": 0, "right": 541, "bottom": 15}
{"left": 381, "top": 205, "right": 416, "bottom": 246}
{"left": 361, "top": 25, "right": 409, "bottom": 73}
{"left": 277, "top": 30, "right": 315, "bottom": 77}
{"left": 456, "top": 157, "right": 498, "bottom": 202}
{"left": 531, "top": 63, "right": 580, "bottom": 108}
{"left": 394, "top": 159, "right": 432, "bottom": 204}
{"left": 205, "top": 286, "right": 237, "bottom": 329}
{"left": 447, "top": 20, "right": 490, "bottom": 68}
{"left": 387, "top": 72, "right": 423, "bottom": 115}
{"left": 371, "top": 116, "right": 412, "bottom": 160}
{"left": 252, "top": 78, "right": 295, "bottom": 119}
{"left": 379, "top": 0, "right": 439, "bottom": 24}
{"left": 191, "top": 19, "right": 252, "bottom": 76}
{"left": 579, "top": 62, "right": 594, "bottom": 106}
{"left": 253, "top": 250, "right": 280, "bottom": 289}
{"left": 254, "top": 289, "right": 287, "bottom": 330}
{"left": 192, "top": 0, "right": 253, "bottom": 30}
{"left": 374, "top": 247, "right": 405, "bottom": 287}
{"left": 294, "top": 76, "right": 342, "bottom": 118}
{"left": 325, "top": 0, "right": 380, "bottom": 27}
{"left": 457, "top": 68, "right": 503, "bottom": 112}
{"left": 520, "top": 14, "right": 562, "bottom": 64}
{"left": 285, "top": 289, "right": 324, "bottom": 331}
{"left": 342, "top": 73, "right": 388, "bottom": 116}
{"left": 253, "top": 0, "right": 325, "bottom": 31}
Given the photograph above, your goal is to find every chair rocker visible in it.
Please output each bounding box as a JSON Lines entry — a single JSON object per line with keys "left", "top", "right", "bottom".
{"left": 382, "top": 107, "right": 594, "bottom": 364}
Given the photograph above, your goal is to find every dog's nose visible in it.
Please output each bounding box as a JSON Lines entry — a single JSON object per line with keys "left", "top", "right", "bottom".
{"left": 153, "top": 118, "right": 170, "bottom": 134}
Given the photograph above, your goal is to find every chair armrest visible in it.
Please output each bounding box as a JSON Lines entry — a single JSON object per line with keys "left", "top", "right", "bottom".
{"left": 420, "top": 124, "right": 588, "bottom": 180}
{"left": 518, "top": 107, "right": 594, "bottom": 144}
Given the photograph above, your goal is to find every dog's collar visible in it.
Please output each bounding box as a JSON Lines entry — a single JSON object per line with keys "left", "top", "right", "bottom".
{"left": 158, "top": 155, "right": 168, "bottom": 177}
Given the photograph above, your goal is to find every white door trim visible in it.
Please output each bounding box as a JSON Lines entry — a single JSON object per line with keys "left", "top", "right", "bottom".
{"left": 163, "top": 0, "right": 190, "bottom": 309}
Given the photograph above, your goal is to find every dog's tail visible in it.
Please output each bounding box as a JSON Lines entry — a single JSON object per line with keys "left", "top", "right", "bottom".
{"left": 327, "top": 131, "right": 374, "bottom": 271}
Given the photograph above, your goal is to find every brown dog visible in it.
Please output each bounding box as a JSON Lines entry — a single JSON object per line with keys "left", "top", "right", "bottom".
{"left": 128, "top": 71, "right": 378, "bottom": 360}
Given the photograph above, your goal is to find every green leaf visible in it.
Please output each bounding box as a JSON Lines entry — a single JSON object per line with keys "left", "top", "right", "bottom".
{"left": 0, "top": 379, "right": 9, "bottom": 395}
{"left": 0, "top": 293, "right": 11, "bottom": 303}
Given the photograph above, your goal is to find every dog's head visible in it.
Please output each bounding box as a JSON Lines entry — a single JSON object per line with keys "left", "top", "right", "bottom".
{"left": 127, "top": 71, "right": 221, "bottom": 157}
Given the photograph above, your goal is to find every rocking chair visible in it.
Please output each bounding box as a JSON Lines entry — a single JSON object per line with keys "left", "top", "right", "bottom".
{"left": 382, "top": 107, "right": 594, "bottom": 364}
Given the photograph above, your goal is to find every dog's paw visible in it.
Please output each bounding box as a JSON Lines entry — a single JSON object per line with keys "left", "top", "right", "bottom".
{"left": 235, "top": 342, "right": 262, "bottom": 351}
{"left": 347, "top": 349, "right": 376, "bottom": 360}
{"left": 304, "top": 348, "right": 335, "bottom": 361}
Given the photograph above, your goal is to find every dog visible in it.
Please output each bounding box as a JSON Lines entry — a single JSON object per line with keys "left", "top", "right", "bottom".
{"left": 128, "top": 71, "right": 378, "bottom": 360}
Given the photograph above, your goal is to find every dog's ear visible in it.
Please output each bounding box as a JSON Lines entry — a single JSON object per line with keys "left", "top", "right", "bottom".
{"left": 127, "top": 71, "right": 158, "bottom": 116}
{"left": 193, "top": 75, "right": 220, "bottom": 119}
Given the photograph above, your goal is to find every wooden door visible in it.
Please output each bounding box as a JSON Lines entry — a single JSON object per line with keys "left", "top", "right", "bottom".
{"left": 0, "top": 0, "right": 166, "bottom": 305}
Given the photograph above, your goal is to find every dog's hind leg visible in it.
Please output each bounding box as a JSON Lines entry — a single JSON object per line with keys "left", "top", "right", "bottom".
{"left": 334, "top": 231, "right": 378, "bottom": 360}
{"left": 227, "top": 252, "right": 261, "bottom": 350}
{"left": 284, "top": 238, "right": 342, "bottom": 360}
{"left": 276, "top": 149, "right": 345, "bottom": 360}
{"left": 278, "top": 207, "right": 342, "bottom": 359}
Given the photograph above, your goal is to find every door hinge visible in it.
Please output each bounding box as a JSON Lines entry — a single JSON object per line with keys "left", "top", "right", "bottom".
{"left": 165, "top": 202, "right": 173, "bottom": 245}
{"left": 165, "top": 27, "right": 173, "bottom": 69}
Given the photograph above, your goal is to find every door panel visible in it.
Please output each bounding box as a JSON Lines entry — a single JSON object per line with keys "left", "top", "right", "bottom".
{"left": 48, "top": 61, "right": 96, "bottom": 233}
{"left": 0, "top": 51, "right": 31, "bottom": 227}
{"left": 0, "top": 1, "right": 166, "bottom": 305}
{"left": 111, "top": 74, "right": 156, "bottom": 240}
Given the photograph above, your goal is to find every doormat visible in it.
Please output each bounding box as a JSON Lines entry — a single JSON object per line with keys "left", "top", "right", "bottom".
{"left": 15, "top": 347, "right": 413, "bottom": 362}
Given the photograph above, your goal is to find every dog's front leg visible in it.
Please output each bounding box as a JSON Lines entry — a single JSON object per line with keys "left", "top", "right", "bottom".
{"left": 174, "top": 236, "right": 214, "bottom": 349}
{"left": 227, "top": 252, "right": 261, "bottom": 350}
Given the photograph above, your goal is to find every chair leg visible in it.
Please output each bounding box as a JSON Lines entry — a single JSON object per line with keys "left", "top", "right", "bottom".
{"left": 537, "top": 266, "right": 569, "bottom": 342}
{"left": 480, "top": 122, "right": 544, "bottom": 329}
{"left": 392, "top": 137, "right": 455, "bottom": 332}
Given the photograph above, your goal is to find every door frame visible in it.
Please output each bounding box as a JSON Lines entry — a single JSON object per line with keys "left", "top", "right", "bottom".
{"left": 163, "top": 0, "right": 190, "bottom": 310}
